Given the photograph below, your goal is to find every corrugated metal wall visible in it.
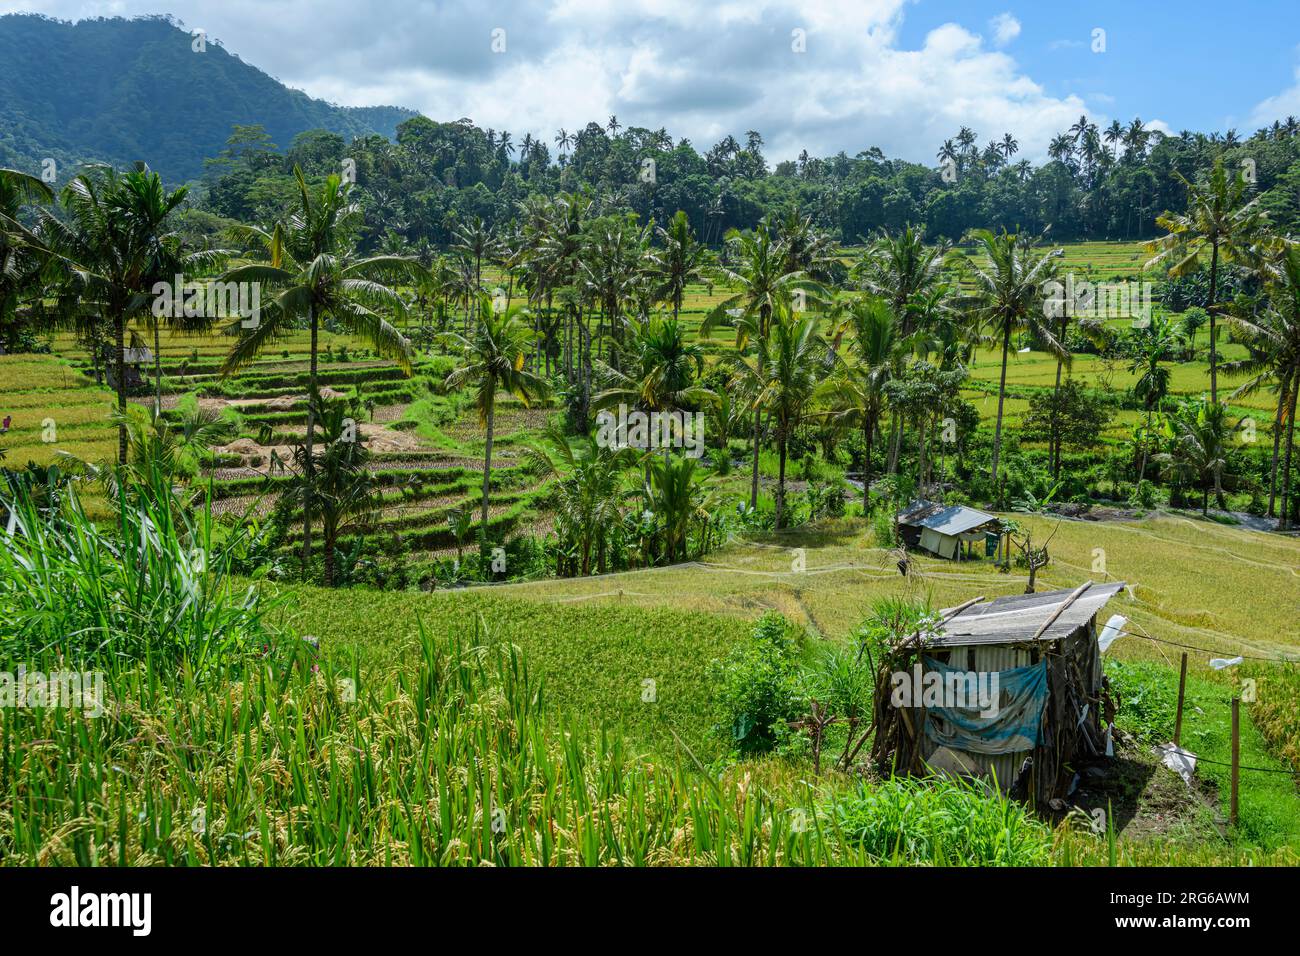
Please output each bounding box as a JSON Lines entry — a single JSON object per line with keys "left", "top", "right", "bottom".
{"left": 923, "top": 645, "right": 1033, "bottom": 791}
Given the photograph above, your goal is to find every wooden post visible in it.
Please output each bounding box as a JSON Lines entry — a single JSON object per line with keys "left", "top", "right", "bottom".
{"left": 1173, "top": 653, "right": 1188, "bottom": 747}
{"left": 1230, "top": 696, "right": 1240, "bottom": 829}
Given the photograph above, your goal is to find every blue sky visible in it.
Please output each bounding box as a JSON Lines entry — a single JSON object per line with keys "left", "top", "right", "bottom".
{"left": 4, "top": 0, "right": 1299, "bottom": 161}
{"left": 897, "top": 0, "right": 1300, "bottom": 135}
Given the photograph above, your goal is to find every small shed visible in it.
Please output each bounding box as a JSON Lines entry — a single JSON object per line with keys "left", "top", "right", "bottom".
{"left": 897, "top": 499, "right": 1001, "bottom": 560}
{"left": 870, "top": 581, "right": 1127, "bottom": 809}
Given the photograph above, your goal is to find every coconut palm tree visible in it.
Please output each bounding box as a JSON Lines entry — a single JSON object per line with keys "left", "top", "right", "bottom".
{"left": 645, "top": 210, "right": 707, "bottom": 321}
{"left": 220, "top": 167, "right": 416, "bottom": 568}
{"left": 854, "top": 226, "right": 949, "bottom": 339}
{"left": 701, "top": 225, "right": 825, "bottom": 509}
{"left": 964, "top": 229, "right": 1066, "bottom": 489}
{"left": 854, "top": 226, "right": 952, "bottom": 473}
{"left": 0, "top": 168, "right": 55, "bottom": 350}
{"left": 1157, "top": 399, "right": 1229, "bottom": 515}
{"left": 1229, "top": 245, "right": 1300, "bottom": 526}
{"left": 1103, "top": 120, "right": 1124, "bottom": 157}
{"left": 818, "top": 296, "right": 902, "bottom": 512}
{"left": 577, "top": 214, "right": 646, "bottom": 362}
{"left": 1127, "top": 314, "right": 1178, "bottom": 482}
{"left": 554, "top": 128, "right": 573, "bottom": 160}
{"left": 524, "top": 422, "right": 639, "bottom": 575}
{"left": 594, "top": 314, "right": 712, "bottom": 424}
{"left": 1146, "top": 159, "right": 1270, "bottom": 404}
{"left": 775, "top": 207, "right": 837, "bottom": 282}
{"left": 443, "top": 297, "right": 550, "bottom": 536}
{"left": 36, "top": 166, "right": 192, "bottom": 465}
{"left": 1047, "top": 135, "right": 1075, "bottom": 165}
{"left": 451, "top": 215, "right": 496, "bottom": 328}
{"left": 646, "top": 453, "right": 715, "bottom": 563}
{"left": 734, "top": 308, "right": 826, "bottom": 529}
{"left": 274, "top": 394, "right": 379, "bottom": 587}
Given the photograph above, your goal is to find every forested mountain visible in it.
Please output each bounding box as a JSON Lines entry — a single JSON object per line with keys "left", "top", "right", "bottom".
{"left": 0, "top": 13, "right": 415, "bottom": 182}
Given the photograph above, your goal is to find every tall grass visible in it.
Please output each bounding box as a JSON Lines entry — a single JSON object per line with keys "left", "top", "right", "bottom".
{"left": 829, "top": 777, "right": 1053, "bottom": 865}
{"left": 0, "top": 464, "right": 276, "bottom": 670}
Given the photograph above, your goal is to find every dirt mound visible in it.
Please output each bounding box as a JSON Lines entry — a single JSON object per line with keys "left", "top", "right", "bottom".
{"left": 360, "top": 423, "right": 422, "bottom": 453}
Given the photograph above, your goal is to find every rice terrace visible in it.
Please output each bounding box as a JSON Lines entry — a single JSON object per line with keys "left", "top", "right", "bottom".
{"left": 0, "top": 0, "right": 1299, "bottom": 932}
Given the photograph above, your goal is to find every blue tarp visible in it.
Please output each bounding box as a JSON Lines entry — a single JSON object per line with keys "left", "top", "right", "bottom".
{"left": 921, "top": 656, "right": 1049, "bottom": 755}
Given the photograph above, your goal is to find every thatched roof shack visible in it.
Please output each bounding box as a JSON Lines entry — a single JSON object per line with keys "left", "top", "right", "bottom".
{"left": 896, "top": 500, "right": 1001, "bottom": 560}
{"left": 870, "top": 581, "right": 1127, "bottom": 809}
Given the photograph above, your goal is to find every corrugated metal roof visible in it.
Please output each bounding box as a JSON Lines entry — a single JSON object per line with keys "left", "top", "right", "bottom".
{"left": 898, "top": 500, "right": 1001, "bottom": 537}
{"left": 928, "top": 582, "right": 1127, "bottom": 648}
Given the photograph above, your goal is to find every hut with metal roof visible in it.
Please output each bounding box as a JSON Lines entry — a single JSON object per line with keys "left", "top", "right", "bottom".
{"left": 896, "top": 499, "right": 1002, "bottom": 560}
{"left": 869, "top": 581, "right": 1127, "bottom": 809}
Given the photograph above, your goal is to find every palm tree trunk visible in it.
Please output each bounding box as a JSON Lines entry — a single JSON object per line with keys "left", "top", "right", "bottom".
{"left": 324, "top": 530, "right": 336, "bottom": 588}
{"left": 750, "top": 408, "right": 761, "bottom": 509}
{"left": 1268, "top": 374, "right": 1288, "bottom": 517}
{"left": 917, "top": 414, "right": 928, "bottom": 491}
{"left": 481, "top": 397, "right": 495, "bottom": 535}
{"left": 1207, "top": 240, "right": 1220, "bottom": 405}
{"left": 862, "top": 418, "right": 873, "bottom": 513}
{"left": 990, "top": 320, "right": 1012, "bottom": 487}
{"left": 1280, "top": 376, "right": 1298, "bottom": 530}
{"left": 302, "top": 305, "right": 316, "bottom": 572}
{"left": 115, "top": 313, "right": 127, "bottom": 466}
{"left": 776, "top": 432, "right": 787, "bottom": 530}
{"left": 1050, "top": 317, "right": 1065, "bottom": 478}
{"left": 1137, "top": 406, "right": 1152, "bottom": 483}
{"left": 887, "top": 411, "right": 901, "bottom": 475}
{"left": 153, "top": 320, "right": 163, "bottom": 418}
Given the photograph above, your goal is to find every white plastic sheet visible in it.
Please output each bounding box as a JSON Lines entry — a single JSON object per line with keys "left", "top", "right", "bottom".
{"left": 1157, "top": 742, "right": 1197, "bottom": 785}
{"left": 1098, "top": 614, "right": 1127, "bottom": 654}
{"left": 1209, "top": 656, "right": 1244, "bottom": 670}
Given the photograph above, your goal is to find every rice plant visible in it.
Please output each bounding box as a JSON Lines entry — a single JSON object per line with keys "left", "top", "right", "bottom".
{"left": 0, "top": 462, "right": 277, "bottom": 671}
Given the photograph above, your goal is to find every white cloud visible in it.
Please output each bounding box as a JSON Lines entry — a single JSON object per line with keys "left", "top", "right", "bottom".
{"left": 989, "top": 13, "right": 1020, "bottom": 48}
{"left": 0, "top": 0, "right": 1122, "bottom": 163}
{"left": 1250, "top": 64, "right": 1300, "bottom": 126}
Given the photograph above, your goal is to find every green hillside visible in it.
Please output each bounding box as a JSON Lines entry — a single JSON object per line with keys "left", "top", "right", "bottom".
{"left": 0, "top": 13, "right": 416, "bottom": 182}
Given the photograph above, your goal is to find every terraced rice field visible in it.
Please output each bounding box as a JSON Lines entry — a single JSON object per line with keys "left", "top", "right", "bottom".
{"left": 0, "top": 354, "right": 118, "bottom": 466}
{"left": 1, "top": 239, "right": 1231, "bottom": 534}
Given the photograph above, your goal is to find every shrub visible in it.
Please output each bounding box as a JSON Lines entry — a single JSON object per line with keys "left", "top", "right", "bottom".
{"left": 871, "top": 508, "right": 898, "bottom": 548}
{"left": 1105, "top": 659, "right": 1176, "bottom": 742}
{"left": 709, "top": 612, "right": 804, "bottom": 755}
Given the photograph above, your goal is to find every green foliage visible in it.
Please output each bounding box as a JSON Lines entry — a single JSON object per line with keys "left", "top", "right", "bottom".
{"left": 709, "top": 612, "right": 805, "bottom": 755}
{"left": 0, "top": 463, "right": 278, "bottom": 671}
{"left": 1021, "top": 379, "right": 1113, "bottom": 451}
{"left": 1105, "top": 659, "right": 1177, "bottom": 743}
{"left": 828, "top": 777, "right": 1052, "bottom": 865}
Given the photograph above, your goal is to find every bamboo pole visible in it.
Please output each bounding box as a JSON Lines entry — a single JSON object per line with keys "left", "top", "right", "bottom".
{"left": 1029, "top": 580, "right": 1093, "bottom": 643}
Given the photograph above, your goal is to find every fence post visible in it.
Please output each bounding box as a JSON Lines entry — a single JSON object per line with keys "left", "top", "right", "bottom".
{"left": 1230, "top": 696, "right": 1240, "bottom": 829}
{"left": 1173, "top": 652, "right": 1188, "bottom": 747}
